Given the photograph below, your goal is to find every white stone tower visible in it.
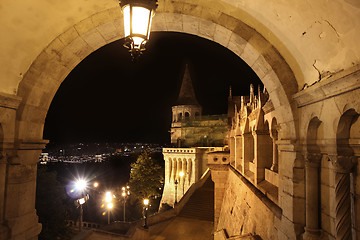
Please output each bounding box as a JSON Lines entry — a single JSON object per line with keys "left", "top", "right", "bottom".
{"left": 171, "top": 64, "right": 202, "bottom": 147}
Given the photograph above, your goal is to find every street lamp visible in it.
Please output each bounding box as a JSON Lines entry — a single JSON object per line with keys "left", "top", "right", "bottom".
{"left": 119, "top": 0, "right": 158, "bottom": 59}
{"left": 73, "top": 179, "right": 89, "bottom": 232}
{"left": 105, "top": 192, "right": 114, "bottom": 224}
{"left": 107, "top": 202, "right": 114, "bottom": 224}
{"left": 122, "top": 186, "right": 130, "bottom": 222}
{"left": 174, "top": 179, "right": 178, "bottom": 205}
{"left": 143, "top": 199, "right": 149, "bottom": 229}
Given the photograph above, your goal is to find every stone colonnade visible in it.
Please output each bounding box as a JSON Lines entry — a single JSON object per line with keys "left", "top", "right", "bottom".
{"left": 161, "top": 148, "right": 205, "bottom": 207}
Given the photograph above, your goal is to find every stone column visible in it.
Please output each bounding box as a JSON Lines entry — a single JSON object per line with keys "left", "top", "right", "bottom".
{"left": 234, "top": 135, "right": 242, "bottom": 172}
{"left": 209, "top": 164, "right": 229, "bottom": 230}
{"left": 253, "top": 130, "right": 272, "bottom": 185}
{"left": 187, "top": 159, "right": 192, "bottom": 185}
{"left": 304, "top": 153, "right": 322, "bottom": 239}
{"left": 172, "top": 159, "right": 177, "bottom": 182}
{"left": 242, "top": 132, "right": 253, "bottom": 174}
{"left": 177, "top": 159, "right": 182, "bottom": 180}
{"left": 329, "top": 155, "right": 356, "bottom": 240}
{"left": 270, "top": 134, "right": 278, "bottom": 172}
{"left": 168, "top": 158, "right": 172, "bottom": 183}
{"left": 4, "top": 140, "right": 47, "bottom": 240}
{"left": 182, "top": 159, "right": 187, "bottom": 194}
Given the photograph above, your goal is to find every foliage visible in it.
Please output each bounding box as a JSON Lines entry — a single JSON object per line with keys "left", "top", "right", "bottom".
{"left": 129, "top": 151, "right": 164, "bottom": 200}
{"left": 36, "top": 167, "right": 71, "bottom": 240}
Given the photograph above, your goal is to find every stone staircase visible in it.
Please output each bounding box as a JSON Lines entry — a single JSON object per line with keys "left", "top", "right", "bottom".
{"left": 178, "top": 175, "right": 214, "bottom": 222}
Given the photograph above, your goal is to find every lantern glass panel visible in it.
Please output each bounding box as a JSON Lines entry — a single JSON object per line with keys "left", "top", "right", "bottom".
{"left": 132, "top": 6, "right": 151, "bottom": 37}
{"left": 123, "top": 5, "right": 131, "bottom": 37}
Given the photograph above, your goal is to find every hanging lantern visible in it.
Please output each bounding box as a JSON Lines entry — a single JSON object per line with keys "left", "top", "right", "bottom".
{"left": 119, "top": 0, "right": 158, "bottom": 59}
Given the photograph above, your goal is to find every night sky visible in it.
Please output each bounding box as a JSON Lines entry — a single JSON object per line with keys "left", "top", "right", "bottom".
{"left": 43, "top": 32, "right": 261, "bottom": 144}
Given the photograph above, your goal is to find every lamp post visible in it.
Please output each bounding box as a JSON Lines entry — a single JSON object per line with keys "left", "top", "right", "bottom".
{"left": 174, "top": 179, "right": 178, "bottom": 205}
{"left": 105, "top": 191, "right": 114, "bottom": 224}
{"left": 122, "top": 186, "right": 130, "bottom": 222}
{"left": 74, "top": 179, "right": 88, "bottom": 232}
{"left": 119, "top": 0, "right": 158, "bottom": 60}
{"left": 143, "top": 199, "right": 149, "bottom": 229}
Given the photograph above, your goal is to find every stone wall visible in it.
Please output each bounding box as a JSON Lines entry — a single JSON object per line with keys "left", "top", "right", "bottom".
{"left": 216, "top": 167, "right": 279, "bottom": 239}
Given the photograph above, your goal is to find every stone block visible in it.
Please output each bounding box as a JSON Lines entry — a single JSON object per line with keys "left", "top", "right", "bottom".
{"left": 44, "top": 38, "right": 66, "bottom": 61}
{"left": 261, "top": 70, "right": 280, "bottom": 96}
{"left": 59, "top": 27, "right": 80, "bottom": 46}
{"left": 227, "top": 33, "right": 246, "bottom": 56}
{"left": 66, "top": 36, "right": 93, "bottom": 60}
{"left": 251, "top": 55, "right": 272, "bottom": 80}
{"left": 321, "top": 212, "right": 336, "bottom": 238}
{"left": 278, "top": 215, "right": 298, "bottom": 239}
{"left": 97, "top": 22, "right": 121, "bottom": 43}
{"left": 199, "top": 19, "right": 216, "bottom": 39}
{"left": 75, "top": 17, "right": 95, "bottom": 36}
{"left": 57, "top": 43, "right": 82, "bottom": 70}
{"left": 214, "top": 25, "right": 232, "bottom": 48}
{"left": 183, "top": 15, "right": 199, "bottom": 35}
{"left": 232, "top": 19, "right": 255, "bottom": 42}
{"left": 152, "top": 13, "right": 168, "bottom": 31}
{"left": 240, "top": 43, "right": 260, "bottom": 67}
{"left": 217, "top": 13, "right": 239, "bottom": 32}
{"left": 81, "top": 28, "right": 107, "bottom": 50}
{"left": 265, "top": 169, "right": 279, "bottom": 186}
{"left": 165, "top": 13, "right": 183, "bottom": 32}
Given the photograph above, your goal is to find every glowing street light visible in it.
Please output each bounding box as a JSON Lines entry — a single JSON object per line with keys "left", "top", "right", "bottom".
{"left": 93, "top": 182, "right": 99, "bottom": 188}
{"left": 119, "top": 0, "right": 158, "bottom": 60}
{"left": 73, "top": 178, "right": 89, "bottom": 232}
{"left": 143, "top": 199, "right": 149, "bottom": 229}
{"left": 104, "top": 192, "right": 114, "bottom": 224}
{"left": 75, "top": 179, "right": 87, "bottom": 193}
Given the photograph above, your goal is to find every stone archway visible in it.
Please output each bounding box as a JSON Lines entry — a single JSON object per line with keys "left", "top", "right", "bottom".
{"left": 16, "top": 9, "right": 298, "bottom": 143}
{"left": 10, "top": 4, "right": 299, "bottom": 240}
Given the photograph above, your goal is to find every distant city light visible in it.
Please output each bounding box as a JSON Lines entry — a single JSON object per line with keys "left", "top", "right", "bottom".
{"left": 93, "top": 182, "right": 99, "bottom": 188}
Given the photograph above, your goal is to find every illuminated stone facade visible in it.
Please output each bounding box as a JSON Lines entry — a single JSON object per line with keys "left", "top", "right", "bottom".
{"left": 0, "top": 1, "right": 360, "bottom": 239}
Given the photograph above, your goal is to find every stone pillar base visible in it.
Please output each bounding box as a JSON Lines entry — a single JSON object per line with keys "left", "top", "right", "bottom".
{"left": 303, "top": 227, "right": 322, "bottom": 240}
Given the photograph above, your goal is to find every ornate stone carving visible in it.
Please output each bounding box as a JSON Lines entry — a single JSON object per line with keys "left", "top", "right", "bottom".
{"left": 328, "top": 155, "right": 357, "bottom": 239}
{"left": 335, "top": 171, "right": 352, "bottom": 240}
{"left": 329, "top": 155, "right": 356, "bottom": 173}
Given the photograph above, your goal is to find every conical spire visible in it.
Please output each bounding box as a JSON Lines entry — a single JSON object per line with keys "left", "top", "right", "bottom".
{"left": 175, "top": 64, "right": 200, "bottom": 106}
